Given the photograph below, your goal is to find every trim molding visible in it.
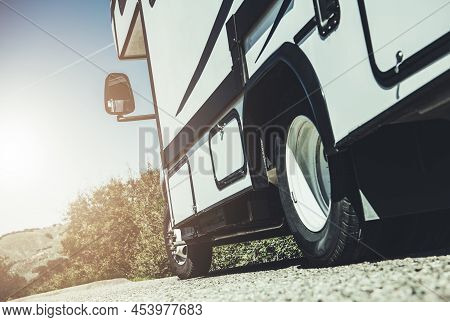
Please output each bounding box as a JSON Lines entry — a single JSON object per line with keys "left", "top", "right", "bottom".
{"left": 174, "top": 187, "right": 253, "bottom": 229}
{"left": 139, "top": 3, "right": 166, "bottom": 168}
{"left": 336, "top": 69, "right": 450, "bottom": 149}
{"left": 293, "top": 17, "right": 316, "bottom": 44}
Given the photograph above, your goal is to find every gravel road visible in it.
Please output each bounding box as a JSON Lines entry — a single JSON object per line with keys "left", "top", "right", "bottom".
{"left": 15, "top": 254, "right": 449, "bottom": 302}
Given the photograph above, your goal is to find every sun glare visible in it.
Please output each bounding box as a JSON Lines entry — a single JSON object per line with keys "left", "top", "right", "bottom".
{"left": 0, "top": 122, "right": 42, "bottom": 183}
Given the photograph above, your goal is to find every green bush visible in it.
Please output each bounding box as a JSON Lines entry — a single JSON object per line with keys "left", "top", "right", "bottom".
{"left": 18, "top": 169, "right": 300, "bottom": 298}
{"left": 20, "top": 170, "right": 168, "bottom": 297}
{"left": 61, "top": 170, "right": 168, "bottom": 280}
{"left": 212, "top": 236, "right": 301, "bottom": 271}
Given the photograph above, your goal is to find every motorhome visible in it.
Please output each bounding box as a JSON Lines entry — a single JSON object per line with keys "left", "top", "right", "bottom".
{"left": 104, "top": 0, "right": 450, "bottom": 278}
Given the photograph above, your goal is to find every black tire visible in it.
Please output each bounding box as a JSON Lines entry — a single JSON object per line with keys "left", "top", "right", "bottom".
{"left": 163, "top": 209, "right": 212, "bottom": 279}
{"left": 276, "top": 116, "right": 361, "bottom": 267}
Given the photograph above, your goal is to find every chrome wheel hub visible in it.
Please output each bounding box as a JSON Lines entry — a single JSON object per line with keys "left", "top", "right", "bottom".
{"left": 167, "top": 223, "right": 187, "bottom": 265}
{"left": 285, "top": 116, "right": 331, "bottom": 232}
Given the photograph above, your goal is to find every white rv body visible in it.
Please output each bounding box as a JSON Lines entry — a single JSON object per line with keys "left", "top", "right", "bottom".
{"left": 109, "top": 0, "right": 450, "bottom": 231}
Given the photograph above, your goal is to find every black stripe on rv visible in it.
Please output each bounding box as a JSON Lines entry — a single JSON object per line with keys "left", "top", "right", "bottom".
{"left": 175, "top": 0, "right": 235, "bottom": 116}
{"left": 118, "top": 0, "right": 127, "bottom": 15}
{"left": 255, "top": 0, "right": 293, "bottom": 63}
{"left": 164, "top": 0, "right": 289, "bottom": 168}
{"left": 293, "top": 17, "right": 317, "bottom": 45}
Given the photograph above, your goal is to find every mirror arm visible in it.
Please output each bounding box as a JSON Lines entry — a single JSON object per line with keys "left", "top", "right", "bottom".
{"left": 116, "top": 114, "right": 156, "bottom": 122}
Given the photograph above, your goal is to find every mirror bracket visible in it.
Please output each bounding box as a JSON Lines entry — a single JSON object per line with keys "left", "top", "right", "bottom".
{"left": 116, "top": 114, "right": 156, "bottom": 122}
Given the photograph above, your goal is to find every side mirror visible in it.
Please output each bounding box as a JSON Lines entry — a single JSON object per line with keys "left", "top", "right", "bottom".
{"left": 104, "top": 73, "right": 135, "bottom": 116}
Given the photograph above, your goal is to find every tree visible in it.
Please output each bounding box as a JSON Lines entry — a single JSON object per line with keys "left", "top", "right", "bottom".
{"left": 61, "top": 169, "right": 168, "bottom": 280}
{"left": 0, "top": 257, "right": 27, "bottom": 301}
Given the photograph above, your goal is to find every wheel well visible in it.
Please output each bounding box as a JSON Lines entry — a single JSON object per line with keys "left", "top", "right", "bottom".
{"left": 242, "top": 44, "right": 334, "bottom": 188}
{"left": 242, "top": 43, "right": 361, "bottom": 217}
{"left": 243, "top": 62, "right": 311, "bottom": 179}
{"left": 244, "top": 61, "right": 309, "bottom": 128}
{"left": 243, "top": 43, "right": 335, "bottom": 148}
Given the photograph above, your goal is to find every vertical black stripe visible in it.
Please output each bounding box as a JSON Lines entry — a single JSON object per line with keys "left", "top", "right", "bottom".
{"left": 175, "top": 0, "right": 234, "bottom": 116}
{"left": 255, "top": 0, "right": 293, "bottom": 63}
{"left": 293, "top": 17, "right": 316, "bottom": 44}
{"left": 118, "top": 0, "right": 127, "bottom": 15}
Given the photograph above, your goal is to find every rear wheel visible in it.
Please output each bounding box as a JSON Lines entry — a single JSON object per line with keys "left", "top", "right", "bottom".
{"left": 164, "top": 209, "right": 212, "bottom": 279}
{"left": 277, "top": 115, "right": 361, "bottom": 266}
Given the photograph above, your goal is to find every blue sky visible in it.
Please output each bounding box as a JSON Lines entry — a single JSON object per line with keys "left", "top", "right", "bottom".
{"left": 0, "top": 0, "right": 158, "bottom": 235}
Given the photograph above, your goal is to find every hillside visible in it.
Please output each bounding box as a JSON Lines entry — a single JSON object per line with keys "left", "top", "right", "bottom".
{"left": 0, "top": 224, "right": 67, "bottom": 281}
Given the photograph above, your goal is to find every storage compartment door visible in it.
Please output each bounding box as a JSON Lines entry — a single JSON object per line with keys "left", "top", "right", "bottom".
{"left": 168, "top": 160, "right": 196, "bottom": 225}
{"left": 359, "top": 0, "right": 449, "bottom": 86}
{"left": 209, "top": 110, "right": 247, "bottom": 189}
